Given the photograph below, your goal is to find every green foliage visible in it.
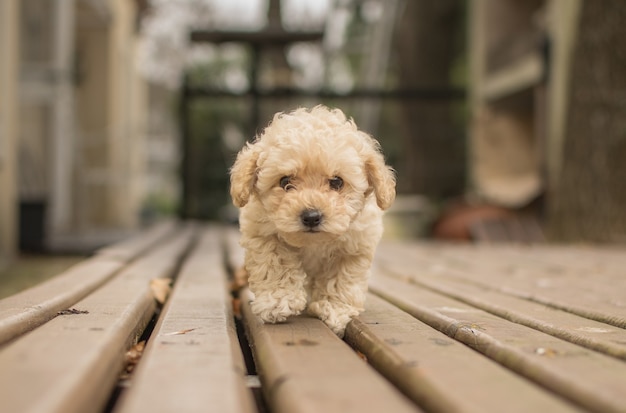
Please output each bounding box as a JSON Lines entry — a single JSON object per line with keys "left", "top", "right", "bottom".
{"left": 184, "top": 97, "right": 249, "bottom": 220}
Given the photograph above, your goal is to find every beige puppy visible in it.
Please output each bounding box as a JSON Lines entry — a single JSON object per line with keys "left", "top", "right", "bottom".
{"left": 230, "top": 105, "right": 396, "bottom": 336}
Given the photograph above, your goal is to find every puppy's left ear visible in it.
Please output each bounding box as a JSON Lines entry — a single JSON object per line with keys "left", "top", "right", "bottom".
{"left": 230, "top": 142, "right": 261, "bottom": 207}
{"left": 365, "top": 145, "right": 396, "bottom": 211}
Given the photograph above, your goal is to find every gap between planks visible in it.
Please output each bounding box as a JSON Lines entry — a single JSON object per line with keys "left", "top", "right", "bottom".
{"left": 369, "top": 272, "right": 626, "bottom": 413}
{"left": 114, "top": 226, "right": 255, "bottom": 413}
{"left": 240, "top": 288, "right": 421, "bottom": 413}
{"left": 376, "top": 242, "right": 626, "bottom": 328}
{"left": 344, "top": 293, "right": 582, "bottom": 413}
{"left": 374, "top": 251, "right": 626, "bottom": 361}
{"left": 224, "top": 227, "right": 419, "bottom": 413}
{"left": 0, "top": 221, "right": 177, "bottom": 346}
{"left": 0, "top": 225, "right": 196, "bottom": 413}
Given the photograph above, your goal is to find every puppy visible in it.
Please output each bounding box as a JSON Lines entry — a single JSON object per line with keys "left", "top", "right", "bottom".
{"left": 230, "top": 105, "right": 396, "bottom": 337}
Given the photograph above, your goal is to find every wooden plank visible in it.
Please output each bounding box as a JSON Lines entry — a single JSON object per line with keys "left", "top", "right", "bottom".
{"left": 470, "top": 217, "right": 545, "bottom": 243}
{"left": 369, "top": 273, "right": 626, "bottom": 413}
{"left": 96, "top": 220, "right": 177, "bottom": 262}
{"left": 451, "top": 245, "right": 626, "bottom": 327}
{"left": 345, "top": 293, "right": 582, "bottom": 413}
{"left": 376, "top": 256, "right": 626, "bottom": 361}
{"left": 0, "top": 221, "right": 177, "bottom": 345}
{"left": 0, "top": 258, "right": 122, "bottom": 345}
{"left": 241, "top": 288, "right": 421, "bottom": 413}
{"left": 475, "top": 243, "right": 626, "bottom": 294}
{"left": 116, "top": 226, "right": 255, "bottom": 413}
{"left": 434, "top": 243, "right": 626, "bottom": 301}
{"left": 0, "top": 226, "right": 196, "bottom": 413}
{"left": 225, "top": 226, "right": 418, "bottom": 412}
{"left": 376, "top": 242, "right": 626, "bottom": 328}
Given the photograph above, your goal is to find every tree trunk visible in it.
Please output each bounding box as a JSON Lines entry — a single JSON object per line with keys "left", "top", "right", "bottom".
{"left": 547, "top": 1, "right": 626, "bottom": 243}
{"left": 394, "top": 0, "right": 465, "bottom": 197}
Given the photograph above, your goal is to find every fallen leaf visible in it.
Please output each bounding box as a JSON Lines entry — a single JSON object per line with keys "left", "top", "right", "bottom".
{"left": 535, "top": 347, "right": 558, "bottom": 357}
{"left": 355, "top": 350, "right": 368, "bottom": 362}
{"left": 232, "top": 297, "right": 242, "bottom": 318}
{"left": 126, "top": 341, "right": 146, "bottom": 363}
{"left": 121, "top": 341, "right": 146, "bottom": 379}
{"left": 150, "top": 278, "right": 172, "bottom": 304}
{"left": 230, "top": 267, "right": 247, "bottom": 317}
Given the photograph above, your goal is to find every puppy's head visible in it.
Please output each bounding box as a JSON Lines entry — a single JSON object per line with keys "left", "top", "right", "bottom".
{"left": 230, "top": 105, "right": 396, "bottom": 246}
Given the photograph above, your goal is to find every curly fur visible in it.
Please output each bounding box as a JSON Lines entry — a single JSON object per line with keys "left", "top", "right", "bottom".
{"left": 230, "top": 105, "right": 396, "bottom": 336}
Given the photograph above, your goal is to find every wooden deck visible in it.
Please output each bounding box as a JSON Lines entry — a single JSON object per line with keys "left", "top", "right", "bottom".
{"left": 0, "top": 223, "right": 625, "bottom": 413}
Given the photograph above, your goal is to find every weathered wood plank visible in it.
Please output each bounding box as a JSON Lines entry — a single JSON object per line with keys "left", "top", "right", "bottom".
{"left": 0, "top": 258, "right": 122, "bottom": 345}
{"left": 241, "top": 288, "right": 421, "bottom": 413}
{"left": 370, "top": 273, "right": 626, "bottom": 413}
{"left": 96, "top": 220, "right": 177, "bottom": 262}
{"left": 444, "top": 242, "right": 626, "bottom": 300}
{"left": 225, "top": 226, "right": 418, "bottom": 412}
{"left": 345, "top": 293, "right": 582, "bottom": 413}
{"left": 376, "top": 242, "right": 626, "bottom": 328}
{"left": 374, "top": 250, "right": 626, "bottom": 361}
{"left": 0, "top": 226, "right": 196, "bottom": 413}
{"left": 0, "top": 221, "right": 176, "bottom": 345}
{"left": 470, "top": 216, "right": 545, "bottom": 243}
{"left": 115, "top": 226, "right": 255, "bottom": 413}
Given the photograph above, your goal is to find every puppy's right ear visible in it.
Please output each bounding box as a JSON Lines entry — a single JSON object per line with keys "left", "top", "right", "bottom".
{"left": 230, "top": 142, "right": 260, "bottom": 207}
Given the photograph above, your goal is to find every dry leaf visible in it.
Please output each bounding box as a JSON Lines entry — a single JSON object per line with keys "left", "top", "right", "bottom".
{"left": 126, "top": 341, "right": 145, "bottom": 363}
{"left": 232, "top": 297, "right": 242, "bottom": 318}
{"left": 355, "top": 350, "right": 368, "bottom": 362}
{"left": 150, "top": 278, "right": 172, "bottom": 304}
{"left": 230, "top": 267, "right": 247, "bottom": 317}
{"left": 233, "top": 267, "right": 248, "bottom": 291}
{"left": 535, "top": 347, "right": 558, "bottom": 357}
{"left": 121, "top": 341, "right": 146, "bottom": 379}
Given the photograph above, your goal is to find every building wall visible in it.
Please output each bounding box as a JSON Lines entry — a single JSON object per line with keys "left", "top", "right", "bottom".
{"left": 12, "top": 0, "right": 152, "bottom": 251}
{"left": 106, "top": 0, "right": 147, "bottom": 229}
{"left": 0, "top": 0, "right": 20, "bottom": 266}
{"left": 64, "top": 0, "right": 148, "bottom": 240}
{"left": 73, "top": 0, "right": 147, "bottom": 232}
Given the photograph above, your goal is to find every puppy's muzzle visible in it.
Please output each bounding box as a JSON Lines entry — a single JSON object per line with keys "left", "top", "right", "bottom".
{"left": 300, "top": 209, "right": 323, "bottom": 229}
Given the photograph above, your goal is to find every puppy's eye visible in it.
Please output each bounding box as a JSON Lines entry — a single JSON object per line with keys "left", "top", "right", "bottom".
{"left": 329, "top": 176, "right": 344, "bottom": 191}
{"left": 279, "top": 176, "right": 294, "bottom": 191}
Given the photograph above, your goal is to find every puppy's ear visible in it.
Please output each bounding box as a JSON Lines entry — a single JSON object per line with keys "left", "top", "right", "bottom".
{"left": 230, "top": 142, "right": 260, "bottom": 207}
{"left": 364, "top": 144, "right": 396, "bottom": 211}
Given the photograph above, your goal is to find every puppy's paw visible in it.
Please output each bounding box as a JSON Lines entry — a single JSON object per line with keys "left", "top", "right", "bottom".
{"left": 250, "top": 289, "right": 307, "bottom": 324}
{"left": 308, "top": 300, "right": 359, "bottom": 338}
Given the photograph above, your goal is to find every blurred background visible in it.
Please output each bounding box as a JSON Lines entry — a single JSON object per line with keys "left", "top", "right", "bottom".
{"left": 1, "top": 0, "right": 625, "bottom": 287}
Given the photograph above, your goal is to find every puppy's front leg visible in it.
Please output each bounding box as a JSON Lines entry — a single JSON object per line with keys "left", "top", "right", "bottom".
{"left": 245, "top": 237, "right": 307, "bottom": 324}
{"left": 308, "top": 255, "right": 371, "bottom": 337}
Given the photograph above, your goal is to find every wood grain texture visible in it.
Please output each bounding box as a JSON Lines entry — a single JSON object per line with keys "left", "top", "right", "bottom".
{"left": 241, "top": 288, "right": 421, "bottom": 413}
{"left": 345, "top": 293, "right": 582, "bottom": 413}
{"left": 115, "top": 226, "right": 255, "bottom": 413}
{"left": 0, "top": 226, "right": 196, "bottom": 413}
{"left": 376, "top": 241, "right": 626, "bottom": 328}
{"left": 370, "top": 273, "right": 626, "bottom": 413}
{"left": 0, "top": 258, "right": 123, "bottom": 345}
{"left": 96, "top": 220, "right": 177, "bottom": 262}
{"left": 0, "top": 221, "right": 177, "bottom": 345}
{"left": 376, "top": 256, "right": 626, "bottom": 361}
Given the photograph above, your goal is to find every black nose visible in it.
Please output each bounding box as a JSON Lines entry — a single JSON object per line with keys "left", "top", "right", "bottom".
{"left": 300, "top": 209, "right": 323, "bottom": 228}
